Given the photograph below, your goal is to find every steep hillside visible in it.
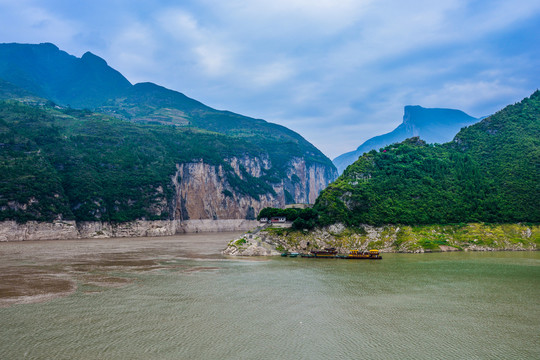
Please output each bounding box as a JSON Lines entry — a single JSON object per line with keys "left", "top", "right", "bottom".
{"left": 0, "top": 100, "right": 333, "bottom": 223}
{"left": 0, "top": 43, "right": 333, "bottom": 171}
{"left": 0, "top": 43, "right": 337, "bottom": 223}
{"left": 316, "top": 91, "right": 539, "bottom": 226}
{"left": 333, "top": 106, "right": 480, "bottom": 174}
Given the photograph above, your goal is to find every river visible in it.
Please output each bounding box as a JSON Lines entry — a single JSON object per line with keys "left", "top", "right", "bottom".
{"left": 1, "top": 233, "right": 539, "bottom": 359}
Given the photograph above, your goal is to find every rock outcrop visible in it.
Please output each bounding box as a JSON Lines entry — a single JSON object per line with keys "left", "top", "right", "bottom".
{"left": 170, "top": 156, "right": 337, "bottom": 221}
{"left": 223, "top": 223, "right": 539, "bottom": 256}
{"left": 0, "top": 219, "right": 260, "bottom": 241}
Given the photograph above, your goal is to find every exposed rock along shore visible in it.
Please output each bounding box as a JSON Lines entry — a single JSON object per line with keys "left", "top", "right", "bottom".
{"left": 0, "top": 156, "right": 336, "bottom": 242}
{"left": 223, "top": 223, "right": 539, "bottom": 256}
{"left": 0, "top": 219, "right": 259, "bottom": 241}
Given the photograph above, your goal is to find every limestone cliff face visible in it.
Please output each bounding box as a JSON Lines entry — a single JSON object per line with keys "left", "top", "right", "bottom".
{"left": 283, "top": 158, "right": 336, "bottom": 204}
{"left": 169, "top": 156, "right": 337, "bottom": 221}
{"left": 171, "top": 160, "right": 278, "bottom": 220}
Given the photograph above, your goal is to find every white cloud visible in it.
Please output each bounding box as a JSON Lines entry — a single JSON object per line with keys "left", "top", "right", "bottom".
{"left": 0, "top": 0, "right": 79, "bottom": 49}
{"left": 0, "top": 0, "right": 538, "bottom": 158}
{"left": 419, "top": 80, "right": 526, "bottom": 116}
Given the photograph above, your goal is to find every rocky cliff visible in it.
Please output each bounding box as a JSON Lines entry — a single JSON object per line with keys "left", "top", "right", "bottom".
{"left": 170, "top": 156, "right": 337, "bottom": 221}
{"left": 0, "top": 44, "right": 338, "bottom": 229}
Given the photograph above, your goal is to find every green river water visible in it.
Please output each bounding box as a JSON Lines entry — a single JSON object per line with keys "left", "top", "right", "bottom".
{"left": 1, "top": 233, "right": 539, "bottom": 359}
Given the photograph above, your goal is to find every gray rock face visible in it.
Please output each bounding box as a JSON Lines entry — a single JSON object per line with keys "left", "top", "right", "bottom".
{"left": 222, "top": 233, "right": 281, "bottom": 256}
{"left": 0, "top": 219, "right": 260, "bottom": 241}
{"left": 170, "top": 156, "right": 337, "bottom": 221}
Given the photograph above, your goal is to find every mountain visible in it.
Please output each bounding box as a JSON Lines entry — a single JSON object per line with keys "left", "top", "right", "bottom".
{"left": 0, "top": 43, "right": 337, "bottom": 224}
{"left": 333, "top": 105, "right": 480, "bottom": 174}
{"left": 0, "top": 43, "right": 131, "bottom": 108}
{"left": 315, "top": 91, "right": 540, "bottom": 226}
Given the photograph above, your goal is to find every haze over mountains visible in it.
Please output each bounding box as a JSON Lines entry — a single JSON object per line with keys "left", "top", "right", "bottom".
{"left": 333, "top": 106, "right": 481, "bottom": 174}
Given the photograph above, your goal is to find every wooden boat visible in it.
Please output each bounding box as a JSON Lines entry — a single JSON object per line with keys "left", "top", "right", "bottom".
{"left": 283, "top": 248, "right": 382, "bottom": 260}
{"left": 346, "top": 249, "right": 382, "bottom": 260}
{"left": 310, "top": 247, "right": 338, "bottom": 257}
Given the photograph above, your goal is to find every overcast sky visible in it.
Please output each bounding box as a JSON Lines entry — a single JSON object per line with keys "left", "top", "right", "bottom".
{"left": 1, "top": 0, "right": 539, "bottom": 159}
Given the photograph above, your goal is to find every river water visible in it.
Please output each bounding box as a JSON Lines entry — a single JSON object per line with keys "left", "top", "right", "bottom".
{"left": 1, "top": 233, "right": 539, "bottom": 359}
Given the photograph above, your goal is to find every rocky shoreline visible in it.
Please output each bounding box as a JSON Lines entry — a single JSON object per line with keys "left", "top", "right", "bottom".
{"left": 223, "top": 223, "right": 539, "bottom": 256}
{"left": 0, "top": 219, "right": 259, "bottom": 241}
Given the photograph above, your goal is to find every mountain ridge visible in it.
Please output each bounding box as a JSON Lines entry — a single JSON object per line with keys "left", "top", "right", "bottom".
{"left": 0, "top": 43, "right": 337, "bottom": 224}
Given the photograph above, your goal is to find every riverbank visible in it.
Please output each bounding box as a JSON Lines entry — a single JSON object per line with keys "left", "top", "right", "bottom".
{"left": 223, "top": 223, "right": 539, "bottom": 255}
{"left": 0, "top": 219, "right": 259, "bottom": 241}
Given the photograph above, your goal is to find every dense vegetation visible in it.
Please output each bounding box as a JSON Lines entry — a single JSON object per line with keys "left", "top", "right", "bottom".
{"left": 257, "top": 207, "right": 320, "bottom": 230}
{"left": 0, "top": 43, "right": 338, "bottom": 223}
{"left": 0, "top": 101, "right": 284, "bottom": 222}
{"left": 314, "top": 91, "right": 540, "bottom": 226}
{"left": 0, "top": 43, "right": 335, "bottom": 173}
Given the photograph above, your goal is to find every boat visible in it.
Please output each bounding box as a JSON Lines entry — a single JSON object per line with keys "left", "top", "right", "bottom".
{"left": 282, "top": 248, "right": 382, "bottom": 260}
{"left": 310, "top": 247, "right": 338, "bottom": 258}
{"left": 346, "top": 249, "right": 382, "bottom": 260}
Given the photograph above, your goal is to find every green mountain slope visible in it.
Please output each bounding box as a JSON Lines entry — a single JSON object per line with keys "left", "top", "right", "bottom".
{"left": 0, "top": 100, "right": 281, "bottom": 222}
{"left": 315, "top": 91, "right": 540, "bottom": 226}
{"left": 0, "top": 43, "right": 338, "bottom": 224}
{"left": 0, "top": 43, "right": 333, "bottom": 171}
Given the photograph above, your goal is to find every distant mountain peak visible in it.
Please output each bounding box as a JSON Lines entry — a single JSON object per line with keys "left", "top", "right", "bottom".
{"left": 333, "top": 105, "right": 480, "bottom": 174}
{"left": 38, "top": 42, "right": 60, "bottom": 51}
{"left": 402, "top": 105, "right": 475, "bottom": 126}
{"left": 81, "top": 51, "right": 108, "bottom": 66}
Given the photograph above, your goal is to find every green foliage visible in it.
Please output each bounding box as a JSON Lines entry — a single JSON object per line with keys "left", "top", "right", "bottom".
{"left": 234, "top": 238, "right": 247, "bottom": 246}
{"left": 257, "top": 206, "right": 319, "bottom": 230}
{"left": 0, "top": 101, "right": 314, "bottom": 222}
{"left": 316, "top": 91, "right": 540, "bottom": 226}
{"left": 0, "top": 44, "right": 337, "bottom": 223}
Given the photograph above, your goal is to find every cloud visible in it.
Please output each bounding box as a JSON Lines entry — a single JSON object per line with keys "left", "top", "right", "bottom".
{"left": 0, "top": 0, "right": 79, "bottom": 48}
{"left": 0, "top": 0, "right": 538, "bottom": 158}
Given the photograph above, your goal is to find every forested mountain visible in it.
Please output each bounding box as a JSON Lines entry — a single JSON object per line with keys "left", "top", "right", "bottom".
{"left": 333, "top": 105, "right": 480, "bottom": 174}
{"left": 0, "top": 43, "right": 332, "bottom": 169}
{"left": 315, "top": 91, "right": 540, "bottom": 226}
{"left": 0, "top": 43, "right": 337, "bottom": 223}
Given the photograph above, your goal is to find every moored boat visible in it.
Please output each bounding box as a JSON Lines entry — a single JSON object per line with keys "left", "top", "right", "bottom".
{"left": 310, "top": 247, "right": 338, "bottom": 257}
{"left": 346, "top": 249, "right": 382, "bottom": 260}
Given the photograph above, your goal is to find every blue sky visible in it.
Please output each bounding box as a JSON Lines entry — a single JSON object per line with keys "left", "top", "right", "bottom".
{"left": 0, "top": 0, "right": 539, "bottom": 159}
